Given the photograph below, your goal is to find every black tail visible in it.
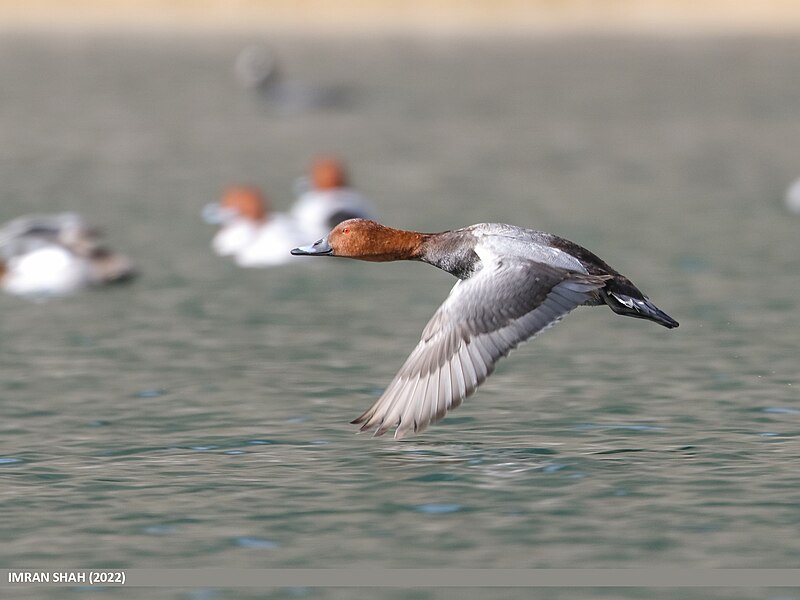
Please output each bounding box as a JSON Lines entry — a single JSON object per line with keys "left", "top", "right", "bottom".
{"left": 601, "top": 288, "right": 679, "bottom": 329}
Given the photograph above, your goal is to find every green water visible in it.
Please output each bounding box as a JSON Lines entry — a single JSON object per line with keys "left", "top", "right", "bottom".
{"left": 1, "top": 33, "right": 799, "bottom": 600}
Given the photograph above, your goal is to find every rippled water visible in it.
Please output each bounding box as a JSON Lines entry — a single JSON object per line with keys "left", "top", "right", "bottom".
{"left": 1, "top": 33, "right": 799, "bottom": 600}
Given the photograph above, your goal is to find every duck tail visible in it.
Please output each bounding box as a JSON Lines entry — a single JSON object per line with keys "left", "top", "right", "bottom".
{"left": 601, "top": 287, "right": 679, "bottom": 329}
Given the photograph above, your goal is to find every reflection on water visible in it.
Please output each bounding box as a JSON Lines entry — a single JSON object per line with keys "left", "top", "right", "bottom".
{"left": 1, "top": 32, "right": 800, "bottom": 599}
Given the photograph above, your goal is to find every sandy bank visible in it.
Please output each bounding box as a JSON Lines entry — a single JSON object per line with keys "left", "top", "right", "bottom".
{"left": 3, "top": 0, "right": 800, "bottom": 34}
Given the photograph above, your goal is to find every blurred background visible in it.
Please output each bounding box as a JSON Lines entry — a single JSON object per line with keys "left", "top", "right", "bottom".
{"left": 4, "top": 0, "right": 800, "bottom": 33}
{"left": 1, "top": 3, "right": 800, "bottom": 600}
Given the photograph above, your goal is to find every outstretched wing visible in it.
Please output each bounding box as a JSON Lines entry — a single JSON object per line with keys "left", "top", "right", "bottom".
{"left": 352, "top": 259, "right": 610, "bottom": 438}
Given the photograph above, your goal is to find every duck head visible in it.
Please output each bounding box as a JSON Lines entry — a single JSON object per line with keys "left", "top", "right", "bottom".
{"left": 311, "top": 156, "right": 349, "bottom": 191}
{"left": 204, "top": 185, "right": 269, "bottom": 225}
{"left": 291, "top": 219, "right": 425, "bottom": 262}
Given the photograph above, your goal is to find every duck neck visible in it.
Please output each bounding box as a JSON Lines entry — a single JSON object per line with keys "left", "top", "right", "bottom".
{"left": 359, "top": 226, "right": 429, "bottom": 262}
{"left": 416, "top": 230, "right": 480, "bottom": 279}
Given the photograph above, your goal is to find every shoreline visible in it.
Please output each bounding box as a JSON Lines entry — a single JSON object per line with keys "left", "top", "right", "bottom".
{"left": 2, "top": 1, "right": 800, "bottom": 35}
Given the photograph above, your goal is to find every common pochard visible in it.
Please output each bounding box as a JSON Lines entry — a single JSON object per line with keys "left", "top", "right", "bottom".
{"left": 204, "top": 185, "right": 305, "bottom": 268}
{"left": 290, "top": 157, "right": 375, "bottom": 241}
{"left": 293, "top": 219, "right": 679, "bottom": 439}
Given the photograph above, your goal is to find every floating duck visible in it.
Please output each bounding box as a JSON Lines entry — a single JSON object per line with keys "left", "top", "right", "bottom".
{"left": 290, "top": 157, "right": 375, "bottom": 241}
{"left": 204, "top": 185, "right": 305, "bottom": 268}
{"left": 235, "top": 44, "right": 350, "bottom": 112}
{"left": 0, "top": 213, "right": 135, "bottom": 297}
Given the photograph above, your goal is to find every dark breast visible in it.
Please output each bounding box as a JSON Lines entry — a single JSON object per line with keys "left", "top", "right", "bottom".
{"left": 419, "top": 230, "right": 481, "bottom": 279}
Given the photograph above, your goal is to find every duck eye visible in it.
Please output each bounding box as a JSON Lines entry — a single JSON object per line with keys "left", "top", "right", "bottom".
{"left": 342, "top": 227, "right": 350, "bottom": 234}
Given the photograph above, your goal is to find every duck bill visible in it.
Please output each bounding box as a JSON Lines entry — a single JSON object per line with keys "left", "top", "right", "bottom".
{"left": 291, "top": 237, "right": 333, "bottom": 256}
{"left": 202, "top": 203, "right": 236, "bottom": 225}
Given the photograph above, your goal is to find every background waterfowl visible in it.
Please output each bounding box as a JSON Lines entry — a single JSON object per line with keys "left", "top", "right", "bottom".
{"left": 785, "top": 177, "right": 800, "bottom": 214}
{"left": 0, "top": 213, "right": 135, "bottom": 297}
{"left": 234, "top": 44, "right": 351, "bottom": 112}
{"left": 204, "top": 185, "right": 305, "bottom": 268}
{"left": 289, "top": 157, "right": 376, "bottom": 240}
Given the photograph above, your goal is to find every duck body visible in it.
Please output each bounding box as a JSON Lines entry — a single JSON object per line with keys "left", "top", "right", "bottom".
{"left": 453, "top": 223, "right": 679, "bottom": 327}
{"left": 292, "top": 219, "right": 679, "bottom": 439}
{"left": 1, "top": 245, "right": 91, "bottom": 296}
{"left": 210, "top": 212, "right": 304, "bottom": 268}
{"left": 240, "top": 214, "right": 303, "bottom": 268}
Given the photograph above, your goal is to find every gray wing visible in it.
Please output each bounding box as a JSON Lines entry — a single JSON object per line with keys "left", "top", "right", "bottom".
{"left": 0, "top": 213, "right": 86, "bottom": 259}
{"left": 352, "top": 259, "right": 610, "bottom": 439}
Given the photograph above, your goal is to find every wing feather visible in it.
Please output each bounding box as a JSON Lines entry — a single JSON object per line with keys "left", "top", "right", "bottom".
{"left": 352, "top": 259, "right": 610, "bottom": 438}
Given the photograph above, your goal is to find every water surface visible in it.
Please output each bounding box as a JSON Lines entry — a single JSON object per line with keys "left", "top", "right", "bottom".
{"left": 1, "top": 33, "right": 799, "bottom": 600}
